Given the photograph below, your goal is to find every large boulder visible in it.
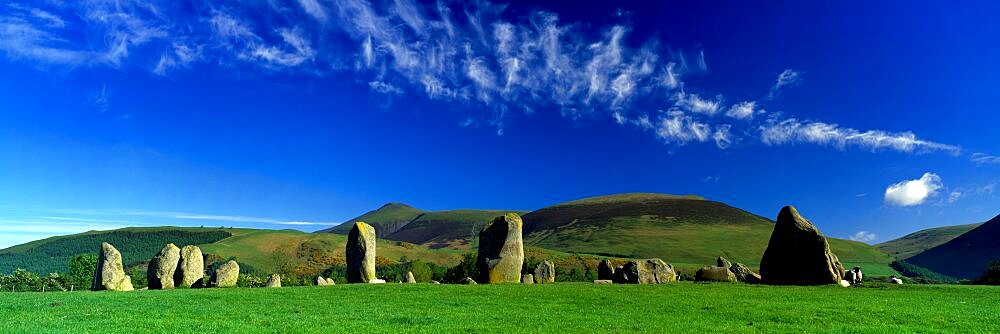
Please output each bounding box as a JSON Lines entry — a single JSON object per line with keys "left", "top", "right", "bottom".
{"left": 729, "top": 262, "right": 762, "bottom": 284}
{"left": 346, "top": 222, "right": 377, "bottom": 283}
{"left": 209, "top": 260, "right": 240, "bottom": 288}
{"left": 521, "top": 274, "right": 534, "bottom": 284}
{"left": 315, "top": 276, "right": 335, "bottom": 286}
{"left": 597, "top": 259, "right": 616, "bottom": 280}
{"left": 613, "top": 259, "right": 676, "bottom": 284}
{"left": 91, "top": 242, "right": 133, "bottom": 291}
{"left": 405, "top": 271, "right": 416, "bottom": 283}
{"left": 147, "top": 243, "right": 180, "bottom": 290}
{"left": 266, "top": 274, "right": 281, "bottom": 288}
{"left": 475, "top": 213, "right": 524, "bottom": 284}
{"left": 760, "top": 206, "right": 846, "bottom": 285}
{"left": 695, "top": 266, "right": 736, "bottom": 282}
{"left": 534, "top": 261, "right": 555, "bottom": 284}
{"left": 174, "top": 245, "right": 205, "bottom": 288}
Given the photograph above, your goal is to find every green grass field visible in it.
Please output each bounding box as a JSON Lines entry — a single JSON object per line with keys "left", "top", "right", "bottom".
{"left": 2, "top": 283, "right": 997, "bottom": 333}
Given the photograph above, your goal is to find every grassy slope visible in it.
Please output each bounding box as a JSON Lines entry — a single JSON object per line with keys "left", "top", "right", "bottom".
{"left": 522, "top": 193, "right": 896, "bottom": 275}
{"left": 908, "top": 214, "right": 1000, "bottom": 279}
{"left": 317, "top": 203, "right": 425, "bottom": 235}
{"left": 876, "top": 223, "right": 982, "bottom": 259}
{"left": 2, "top": 284, "right": 997, "bottom": 333}
{"left": 386, "top": 209, "right": 529, "bottom": 249}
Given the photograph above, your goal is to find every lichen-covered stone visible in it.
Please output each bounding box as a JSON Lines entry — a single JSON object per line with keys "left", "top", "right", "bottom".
{"left": 175, "top": 245, "right": 205, "bottom": 288}
{"left": 368, "top": 279, "right": 386, "bottom": 284}
{"left": 613, "top": 259, "right": 676, "bottom": 284}
{"left": 147, "top": 243, "right": 180, "bottom": 290}
{"left": 760, "top": 206, "right": 846, "bottom": 285}
{"left": 405, "top": 271, "right": 416, "bottom": 283}
{"left": 266, "top": 274, "right": 281, "bottom": 288}
{"left": 346, "top": 222, "right": 377, "bottom": 283}
{"left": 695, "top": 266, "right": 737, "bottom": 282}
{"left": 593, "top": 279, "right": 613, "bottom": 284}
{"left": 534, "top": 261, "right": 555, "bottom": 284}
{"left": 597, "top": 259, "right": 616, "bottom": 280}
{"left": 717, "top": 256, "right": 732, "bottom": 269}
{"left": 91, "top": 242, "right": 133, "bottom": 291}
{"left": 475, "top": 213, "right": 524, "bottom": 284}
{"left": 729, "top": 262, "right": 762, "bottom": 284}
{"left": 209, "top": 260, "right": 239, "bottom": 288}
{"left": 462, "top": 277, "right": 477, "bottom": 285}
{"left": 521, "top": 274, "right": 534, "bottom": 284}
{"left": 315, "top": 276, "right": 335, "bottom": 286}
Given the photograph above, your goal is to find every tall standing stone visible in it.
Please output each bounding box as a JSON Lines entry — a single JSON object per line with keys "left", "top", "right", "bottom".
{"left": 175, "top": 245, "right": 205, "bottom": 288}
{"left": 476, "top": 213, "right": 525, "bottom": 284}
{"left": 760, "top": 206, "right": 845, "bottom": 285}
{"left": 405, "top": 271, "right": 416, "bottom": 283}
{"left": 598, "top": 259, "right": 616, "bottom": 280}
{"left": 209, "top": 260, "right": 240, "bottom": 288}
{"left": 346, "top": 222, "right": 377, "bottom": 283}
{"left": 147, "top": 243, "right": 181, "bottom": 290}
{"left": 91, "top": 242, "right": 134, "bottom": 291}
{"left": 534, "top": 261, "right": 555, "bottom": 284}
{"left": 266, "top": 274, "right": 281, "bottom": 288}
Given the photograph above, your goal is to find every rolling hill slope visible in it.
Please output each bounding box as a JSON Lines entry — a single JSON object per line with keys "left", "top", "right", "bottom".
{"left": 0, "top": 227, "right": 460, "bottom": 275}
{"left": 520, "top": 193, "right": 896, "bottom": 275}
{"left": 876, "top": 223, "right": 981, "bottom": 259}
{"left": 907, "top": 213, "right": 1000, "bottom": 279}
{"left": 316, "top": 203, "right": 425, "bottom": 236}
{"left": 385, "top": 210, "right": 528, "bottom": 249}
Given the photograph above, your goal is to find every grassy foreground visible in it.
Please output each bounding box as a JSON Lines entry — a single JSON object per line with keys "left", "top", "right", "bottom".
{"left": 2, "top": 283, "right": 998, "bottom": 333}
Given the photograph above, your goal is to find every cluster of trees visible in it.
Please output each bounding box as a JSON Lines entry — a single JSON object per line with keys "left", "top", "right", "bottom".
{"left": 890, "top": 260, "right": 956, "bottom": 284}
{"left": 974, "top": 260, "right": 1000, "bottom": 285}
{"left": 0, "top": 254, "right": 97, "bottom": 292}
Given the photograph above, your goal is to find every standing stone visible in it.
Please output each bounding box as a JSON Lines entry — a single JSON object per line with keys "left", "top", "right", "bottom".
{"left": 717, "top": 256, "right": 732, "bottom": 269}
{"left": 534, "top": 261, "right": 555, "bottom": 284}
{"left": 147, "top": 243, "right": 181, "bottom": 290}
{"left": 405, "top": 271, "right": 416, "bottom": 283}
{"left": 266, "top": 274, "right": 281, "bottom": 288}
{"left": 695, "top": 266, "right": 737, "bottom": 282}
{"left": 91, "top": 242, "right": 134, "bottom": 291}
{"left": 598, "top": 259, "right": 616, "bottom": 281}
{"left": 209, "top": 260, "right": 239, "bottom": 288}
{"left": 613, "top": 259, "right": 676, "bottom": 284}
{"left": 315, "top": 276, "right": 335, "bottom": 286}
{"left": 346, "top": 222, "right": 377, "bottom": 284}
{"left": 760, "top": 206, "right": 846, "bottom": 285}
{"left": 175, "top": 245, "right": 205, "bottom": 288}
{"left": 476, "top": 213, "right": 524, "bottom": 284}
{"left": 729, "top": 262, "right": 762, "bottom": 284}
{"left": 521, "top": 274, "right": 534, "bottom": 284}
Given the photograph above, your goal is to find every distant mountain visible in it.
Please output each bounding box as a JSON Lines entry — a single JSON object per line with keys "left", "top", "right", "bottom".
{"left": 316, "top": 203, "right": 425, "bottom": 236}
{"left": 907, "top": 214, "right": 1000, "bottom": 279}
{"left": 0, "top": 227, "right": 458, "bottom": 275}
{"left": 877, "top": 223, "right": 981, "bottom": 259}
{"left": 520, "top": 193, "right": 896, "bottom": 274}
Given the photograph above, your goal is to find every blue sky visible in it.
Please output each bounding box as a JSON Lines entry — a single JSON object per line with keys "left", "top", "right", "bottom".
{"left": 1, "top": 0, "right": 998, "bottom": 249}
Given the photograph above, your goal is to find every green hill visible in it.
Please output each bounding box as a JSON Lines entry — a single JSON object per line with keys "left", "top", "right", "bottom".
{"left": 0, "top": 227, "right": 460, "bottom": 276}
{"left": 907, "top": 214, "right": 1000, "bottom": 279}
{"left": 0, "top": 227, "right": 232, "bottom": 274}
{"left": 520, "top": 193, "right": 897, "bottom": 275}
{"left": 385, "top": 210, "right": 528, "bottom": 249}
{"left": 876, "top": 223, "right": 981, "bottom": 259}
{"left": 317, "top": 203, "right": 425, "bottom": 236}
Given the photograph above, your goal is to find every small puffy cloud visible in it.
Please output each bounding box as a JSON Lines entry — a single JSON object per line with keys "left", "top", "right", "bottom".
{"left": 767, "top": 69, "right": 802, "bottom": 99}
{"left": 725, "top": 101, "right": 759, "bottom": 120}
{"left": 849, "top": 231, "right": 877, "bottom": 243}
{"left": 673, "top": 91, "right": 722, "bottom": 115}
{"left": 884, "top": 172, "right": 944, "bottom": 207}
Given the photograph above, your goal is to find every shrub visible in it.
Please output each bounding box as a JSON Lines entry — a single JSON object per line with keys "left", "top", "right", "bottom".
{"left": 974, "top": 260, "right": 1000, "bottom": 285}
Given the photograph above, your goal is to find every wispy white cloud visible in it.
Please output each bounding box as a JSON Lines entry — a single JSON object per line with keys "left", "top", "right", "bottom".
{"left": 884, "top": 172, "right": 943, "bottom": 207}
{"left": 760, "top": 118, "right": 961, "bottom": 154}
{"left": 725, "top": 101, "right": 760, "bottom": 120}
{"left": 767, "top": 69, "right": 802, "bottom": 99}
{"left": 849, "top": 230, "right": 877, "bottom": 243}
{"left": 971, "top": 153, "right": 1000, "bottom": 165}
{"left": 299, "top": 0, "right": 330, "bottom": 23}
{"left": 673, "top": 91, "right": 722, "bottom": 115}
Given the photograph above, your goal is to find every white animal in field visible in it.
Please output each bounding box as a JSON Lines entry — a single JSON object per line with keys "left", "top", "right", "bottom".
{"left": 889, "top": 276, "right": 903, "bottom": 284}
{"left": 845, "top": 267, "right": 863, "bottom": 284}
{"left": 844, "top": 270, "right": 857, "bottom": 284}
